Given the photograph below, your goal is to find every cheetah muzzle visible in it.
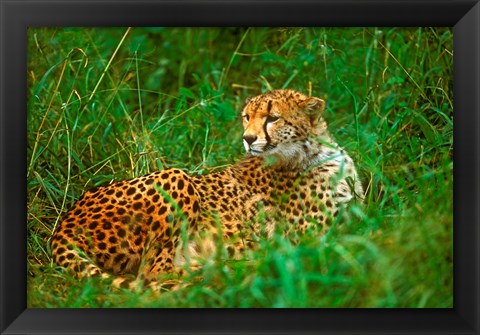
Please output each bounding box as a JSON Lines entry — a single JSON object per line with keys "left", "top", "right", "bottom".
{"left": 51, "top": 89, "right": 364, "bottom": 291}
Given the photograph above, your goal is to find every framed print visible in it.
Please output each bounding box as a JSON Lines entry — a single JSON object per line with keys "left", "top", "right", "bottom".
{"left": 1, "top": 0, "right": 479, "bottom": 334}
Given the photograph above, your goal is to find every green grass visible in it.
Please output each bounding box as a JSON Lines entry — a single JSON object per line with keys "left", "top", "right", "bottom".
{"left": 27, "top": 27, "right": 453, "bottom": 308}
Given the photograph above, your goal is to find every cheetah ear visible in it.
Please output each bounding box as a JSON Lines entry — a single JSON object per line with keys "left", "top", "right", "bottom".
{"left": 244, "top": 96, "right": 252, "bottom": 105}
{"left": 301, "top": 97, "right": 325, "bottom": 124}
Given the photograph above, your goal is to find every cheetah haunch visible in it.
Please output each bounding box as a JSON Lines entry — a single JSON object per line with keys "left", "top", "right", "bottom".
{"left": 51, "top": 89, "right": 363, "bottom": 290}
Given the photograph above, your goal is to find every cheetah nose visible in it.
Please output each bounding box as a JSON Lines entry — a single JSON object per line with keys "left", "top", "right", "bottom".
{"left": 243, "top": 134, "right": 257, "bottom": 146}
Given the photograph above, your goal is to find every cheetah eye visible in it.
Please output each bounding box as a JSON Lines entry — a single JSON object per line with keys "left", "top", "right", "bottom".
{"left": 243, "top": 114, "right": 250, "bottom": 122}
{"left": 266, "top": 115, "right": 280, "bottom": 123}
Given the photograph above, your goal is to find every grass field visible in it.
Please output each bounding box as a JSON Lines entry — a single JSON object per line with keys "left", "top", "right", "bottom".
{"left": 27, "top": 27, "right": 453, "bottom": 308}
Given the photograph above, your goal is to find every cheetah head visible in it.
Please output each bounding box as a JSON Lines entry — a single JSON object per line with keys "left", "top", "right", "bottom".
{"left": 241, "top": 89, "right": 328, "bottom": 166}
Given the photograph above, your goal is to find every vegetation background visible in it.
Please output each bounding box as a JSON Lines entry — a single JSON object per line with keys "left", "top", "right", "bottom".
{"left": 27, "top": 27, "right": 453, "bottom": 308}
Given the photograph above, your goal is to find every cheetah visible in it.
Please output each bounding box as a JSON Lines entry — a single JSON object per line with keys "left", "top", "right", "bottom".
{"left": 51, "top": 89, "right": 363, "bottom": 290}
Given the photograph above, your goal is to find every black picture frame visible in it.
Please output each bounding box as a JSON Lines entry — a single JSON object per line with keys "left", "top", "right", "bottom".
{"left": 1, "top": 0, "right": 478, "bottom": 334}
